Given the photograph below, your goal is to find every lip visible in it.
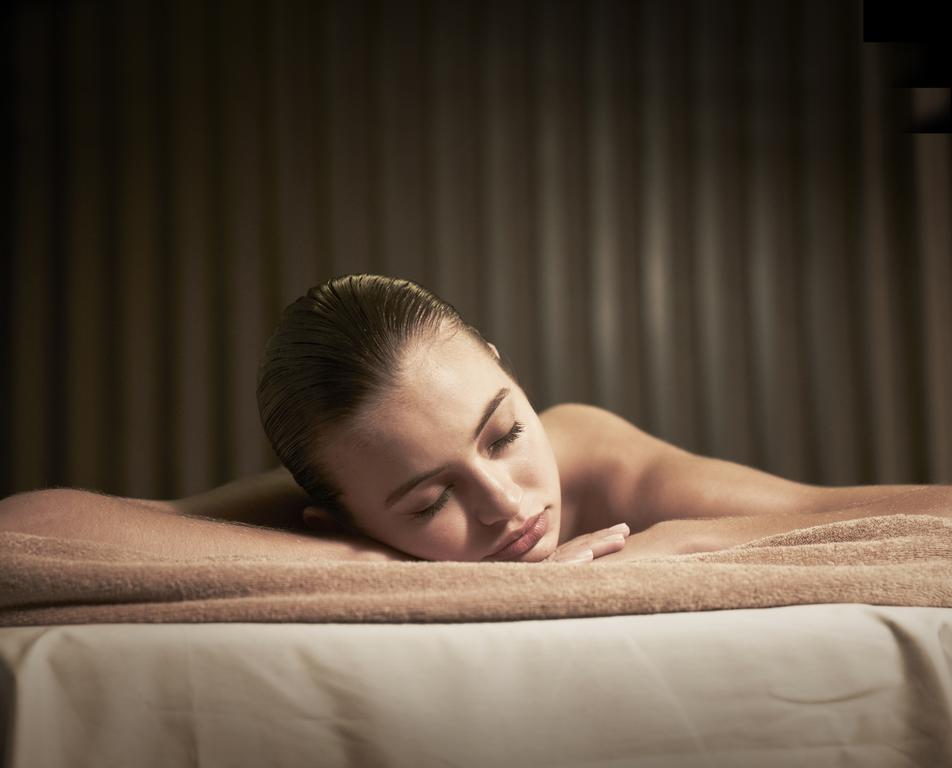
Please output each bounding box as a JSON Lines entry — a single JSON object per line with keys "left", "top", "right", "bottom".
{"left": 484, "top": 510, "right": 548, "bottom": 561}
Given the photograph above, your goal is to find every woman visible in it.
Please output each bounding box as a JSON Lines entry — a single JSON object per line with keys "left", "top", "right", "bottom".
{"left": 1, "top": 274, "right": 948, "bottom": 561}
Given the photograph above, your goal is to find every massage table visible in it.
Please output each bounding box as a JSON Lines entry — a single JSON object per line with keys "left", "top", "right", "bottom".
{"left": 2, "top": 515, "right": 951, "bottom": 767}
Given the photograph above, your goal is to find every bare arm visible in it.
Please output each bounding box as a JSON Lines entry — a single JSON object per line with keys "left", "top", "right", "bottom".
{"left": 599, "top": 485, "right": 952, "bottom": 560}
{"left": 0, "top": 484, "right": 414, "bottom": 561}
{"left": 542, "top": 403, "right": 952, "bottom": 563}
{"left": 631, "top": 451, "right": 939, "bottom": 528}
{"left": 175, "top": 466, "right": 314, "bottom": 530}
{"left": 543, "top": 403, "right": 947, "bottom": 530}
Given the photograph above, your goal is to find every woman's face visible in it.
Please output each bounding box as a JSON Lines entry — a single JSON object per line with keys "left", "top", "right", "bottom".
{"left": 320, "top": 330, "right": 563, "bottom": 562}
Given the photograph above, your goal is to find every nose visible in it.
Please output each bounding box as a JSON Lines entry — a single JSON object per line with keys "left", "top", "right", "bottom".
{"left": 473, "top": 462, "right": 523, "bottom": 526}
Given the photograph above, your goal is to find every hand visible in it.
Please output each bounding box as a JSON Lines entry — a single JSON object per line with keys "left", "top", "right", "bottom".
{"left": 544, "top": 522, "right": 631, "bottom": 563}
{"left": 595, "top": 519, "right": 713, "bottom": 561}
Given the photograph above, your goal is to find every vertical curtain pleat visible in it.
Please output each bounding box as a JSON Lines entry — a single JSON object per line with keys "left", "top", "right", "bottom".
{"left": 325, "top": 0, "right": 378, "bottom": 276}
{"left": 483, "top": 0, "right": 540, "bottom": 402}
{"left": 65, "top": 3, "right": 108, "bottom": 492}
{"left": 13, "top": 4, "right": 53, "bottom": 492}
{"left": 587, "top": 0, "right": 622, "bottom": 415}
{"left": 536, "top": 0, "right": 593, "bottom": 409}
{"left": 860, "top": 39, "right": 917, "bottom": 483}
{"left": 747, "top": 0, "right": 813, "bottom": 482}
{"left": 171, "top": 0, "right": 214, "bottom": 496}
{"left": 639, "top": 0, "right": 674, "bottom": 441}
{"left": 219, "top": 0, "right": 270, "bottom": 479}
{"left": 692, "top": 0, "right": 755, "bottom": 465}
{"left": 6, "top": 0, "right": 950, "bottom": 498}
{"left": 639, "top": 0, "right": 702, "bottom": 448}
{"left": 589, "top": 0, "right": 645, "bottom": 427}
{"left": 270, "top": 0, "right": 324, "bottom": 308}
{"left": 116, "top": 0, "right": 160, "bottom": 496}
{"left": 915, "top": 134, "right": 952, "bottom": 482}
{"left": 430, "top": 0, "right": 485, "bottom": 334}
{"left": 801, "top": 0, "right": 869, "bottom": 485}
{"left": 377, "top": 0, "right": 429, "bottom": 284}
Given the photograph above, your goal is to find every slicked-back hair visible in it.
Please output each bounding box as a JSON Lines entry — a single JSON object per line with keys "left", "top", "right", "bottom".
{"left": 257, "top": 274, "right": 512, "bottom": 531}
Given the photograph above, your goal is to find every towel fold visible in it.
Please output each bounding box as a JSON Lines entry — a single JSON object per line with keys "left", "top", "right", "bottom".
{"left": 2, "top": 514, "right": 951, "bottom": 625}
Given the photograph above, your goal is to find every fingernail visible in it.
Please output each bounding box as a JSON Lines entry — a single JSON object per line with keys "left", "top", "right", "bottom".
{"left": 567, "top": 549, "right": 594, "bottom": 563}
{"left": 605, "top": 534, "right": 625, "bottom": 545}
{"left": 608, "top": 523, "right": 630, "bottom": 535}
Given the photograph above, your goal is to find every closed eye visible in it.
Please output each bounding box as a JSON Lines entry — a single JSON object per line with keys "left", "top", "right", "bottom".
{"left": 412, "top": 486, "right": 451, "bottom": 520}
{"left": 411, "top": 421, "right": 525, "bottom": 520}
{"left": 488, "top": 421, "right": 525, "bottom": 457}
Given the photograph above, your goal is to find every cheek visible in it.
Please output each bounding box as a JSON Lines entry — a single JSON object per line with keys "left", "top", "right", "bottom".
{"left": 515, "top": 432, "right": 557, "bottom": 489}
{"left": 407, "top": 519, "right": 472, "bottom": 561}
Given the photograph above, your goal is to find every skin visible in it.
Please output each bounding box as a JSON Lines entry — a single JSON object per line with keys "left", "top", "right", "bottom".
{"left": 302, "top": 325, "right": 951, "bottom": 563}
{"left": 3, "top": 327, "right": 948, "bottom": 562}
{"left": 315, "top": 328, "right": 626, "bottom": 563}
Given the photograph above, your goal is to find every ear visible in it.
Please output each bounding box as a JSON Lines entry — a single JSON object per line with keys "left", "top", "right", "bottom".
{"left": 302, "top": 506, "right": 348, "bottom": 534}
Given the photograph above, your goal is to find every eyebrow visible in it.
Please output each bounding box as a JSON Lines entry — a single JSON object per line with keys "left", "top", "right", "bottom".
{"left": 384, "top": 387, "right": 511, "bottom": 508}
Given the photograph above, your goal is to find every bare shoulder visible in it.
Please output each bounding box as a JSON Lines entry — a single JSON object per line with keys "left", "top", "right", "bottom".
{"left": 539, "top": 403, "right": 687, "bottom": 532}
{"left": 539, "top": 403, "right": 663, "bottom": 454}
{"left": 540, "top": 403, "right": 843, "bottom": 532}
{"left": 539, "top": 403, "right": 686, "bottom": 465}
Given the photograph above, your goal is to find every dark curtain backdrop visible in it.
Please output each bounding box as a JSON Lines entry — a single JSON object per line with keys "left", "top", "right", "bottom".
{"left": 5, "top": 0, "right": 951, "bottom": 501}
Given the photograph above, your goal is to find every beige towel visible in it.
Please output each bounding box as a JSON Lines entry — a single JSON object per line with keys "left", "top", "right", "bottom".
{"left": 1, "top": 514, "right": 950, "bottom": 625}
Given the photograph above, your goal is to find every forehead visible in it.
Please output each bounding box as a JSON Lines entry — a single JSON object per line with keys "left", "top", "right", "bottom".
{"left": 323, "top": 330, "right": 513, "bottom": 513}
{"left": 353, "top": 330, "right": 507, "bottom": 444}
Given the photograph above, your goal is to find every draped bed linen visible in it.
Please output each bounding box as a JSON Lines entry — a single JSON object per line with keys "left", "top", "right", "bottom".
{"left": 1, "top": 604, "right": 951, "bottom": 768}
{"left": 2, "top": 515, "right": 952, "bottom": 625}
{"left": 2, "top": 514, "right": 952, "bottom": 767}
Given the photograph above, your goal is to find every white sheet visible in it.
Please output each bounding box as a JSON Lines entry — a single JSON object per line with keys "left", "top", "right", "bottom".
{"left": 2, "top": 604, "right": 951, "bottom": 767}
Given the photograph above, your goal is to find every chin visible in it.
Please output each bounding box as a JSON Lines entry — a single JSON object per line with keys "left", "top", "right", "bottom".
{"left": 519, "top": 550, "right": 552, "bottom": 564}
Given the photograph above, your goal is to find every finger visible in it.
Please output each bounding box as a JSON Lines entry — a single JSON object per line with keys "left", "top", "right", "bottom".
{"left": 589, "top": 533, "right": 627, "bottom": 558}
{"left": 561, "top": 548, "right": 594, "bottom": 564}
{"left": 576, "top": 523, "right": 630, "bottom": 544}
{"left": 548, "top": 547, "right": 594, "bottom": 564}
